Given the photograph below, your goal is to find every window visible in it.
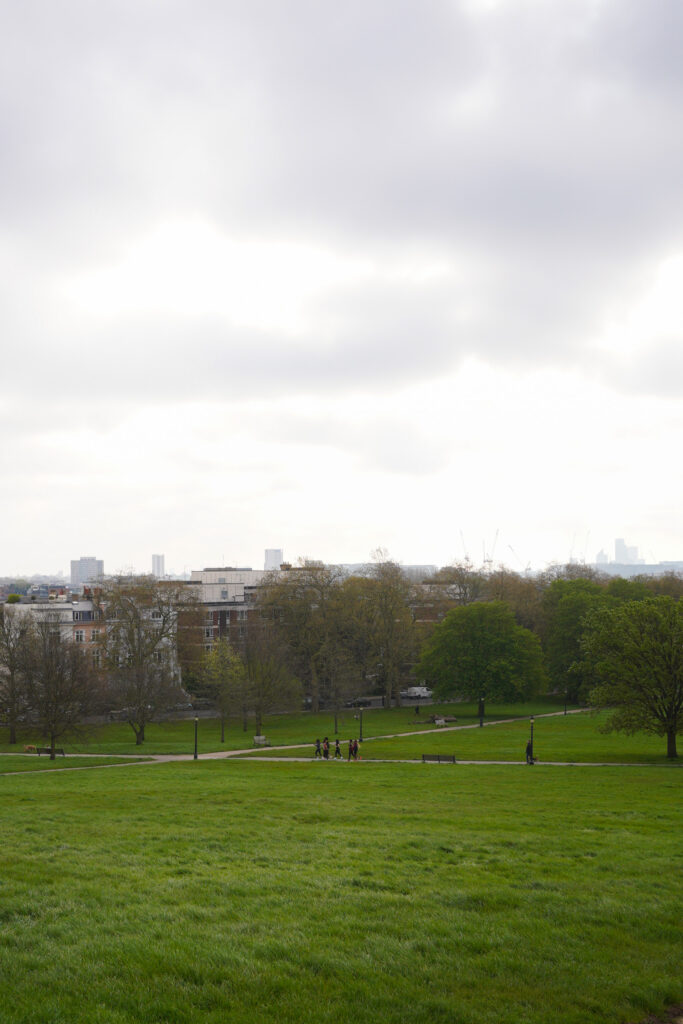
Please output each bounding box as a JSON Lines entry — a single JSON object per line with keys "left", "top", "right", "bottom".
{"left": 221, "top": 589, "right": 228, "bottom": 600}
{"left": 74, "top": 630, "right": 85, "bottom": 643}
{"left": 152, "top": 610, "right": 162, "bottom": 620}
{"left": 90, "top": 629, "right": 100, "bottom": 641}
{"left": 237, "top": 609, "right": 247, "bottom": 621}
{"left": 204, "top": 627, "right": 213, "bottom": 639}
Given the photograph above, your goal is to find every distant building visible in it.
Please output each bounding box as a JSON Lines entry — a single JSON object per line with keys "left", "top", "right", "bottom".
{"left": 152, "top": 554, "right": 165, "bottom": 578}
{"left": 614, "top": 538, "right": 642, "bottom": 564}
{"left": 264, "top": 549, "right": 284, "bottom": 571}
{"left": 70, "top": 556, "right": 104, "bottom": 589}
{"left": 596, "top": 549, "right": 609, "bottom": 565}
{"left": 190, "top": 567, "right": 269, "bottom": 604}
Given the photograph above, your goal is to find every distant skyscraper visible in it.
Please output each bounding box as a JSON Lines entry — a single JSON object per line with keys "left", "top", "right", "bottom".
{"left": 152, "top": 554, "right": 165, "bottom": 578}
{"left": 264, "top": 548, "right": 284, "bottom": 571}
{"left": 70, "top": 556, "right": 104, "bottom": 588}
{"left": 614, "top": 538, "right": 642, "bottom": 564}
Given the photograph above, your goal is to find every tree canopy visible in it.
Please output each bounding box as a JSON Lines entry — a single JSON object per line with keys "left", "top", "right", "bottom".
{"left": 418, "top": 600, "right": 546, "bottom": 702}
{"left": 582, "top": 596, "right": 683, "bottom": 758}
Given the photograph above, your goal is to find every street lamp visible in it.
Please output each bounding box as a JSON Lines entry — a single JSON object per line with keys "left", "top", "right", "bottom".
{"left": 479, "top": 695, "right": 485, "bottom": 728}
{"left": 354, "top": 709, "right": 364, "bottom": 743}
{"left": 529, "top": 715, "right": 534, "bottom": 763}
{"left": 194, "top": 716, "right": 198, "bottom": 760}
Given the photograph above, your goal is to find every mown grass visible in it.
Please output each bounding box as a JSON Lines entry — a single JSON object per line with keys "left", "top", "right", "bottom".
{"left": 0, "top": 755, "right": 151, "bottom": 774}
{"left": 1, "top": 759, "right": 681, "bottom": 1023}
{"left": 0, "top": 697, "right": 571, "bottom": 756}
{"left": 249, "top": 711, "right": 678, "bottom": 765}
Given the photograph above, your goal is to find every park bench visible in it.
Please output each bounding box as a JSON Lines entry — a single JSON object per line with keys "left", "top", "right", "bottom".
{"left": 422, "top": 754, "right": 456, "bottom": 764}
{"left": 253, "top": 736, "right": 271, "bottom": 747}
{"left": 36, "top": 747, "right": 65, "bottom": 757}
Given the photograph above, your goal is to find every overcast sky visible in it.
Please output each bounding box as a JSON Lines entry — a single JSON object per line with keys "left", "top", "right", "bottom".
{"left": 1, "top": 0, "right": 681, "bottom": 577}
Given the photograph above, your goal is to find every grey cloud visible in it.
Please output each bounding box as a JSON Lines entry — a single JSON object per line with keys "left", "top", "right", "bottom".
{"left": 0, "top": 0, "right": 682, "bottom": 408}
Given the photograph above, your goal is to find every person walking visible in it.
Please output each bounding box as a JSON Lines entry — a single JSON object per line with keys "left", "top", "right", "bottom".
{"left": 323, "top": 737, "right": 330, "bottom": 760}
{"left": 334, "top": 739, "right": 342, "bottom": 759}
{"left": 347, "top": 739, "right": 354, "bottom": 762}
{"left": 352, "top": 738, "right": 359, "bottom": 761}
{"left": 525, "top": 739, "right": 534, "bottom": 764}
{"left": 314, "top": 738, "right": 322, "bottom": 759}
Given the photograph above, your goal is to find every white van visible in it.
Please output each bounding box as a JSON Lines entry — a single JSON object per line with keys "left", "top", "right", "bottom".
{"left": 400, "top": 686, "right": 433, "bottom": 700}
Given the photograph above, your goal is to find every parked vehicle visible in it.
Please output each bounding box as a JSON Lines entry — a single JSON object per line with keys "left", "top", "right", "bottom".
{"left": 400, "top": 686, "right": 433, "bottom": 700}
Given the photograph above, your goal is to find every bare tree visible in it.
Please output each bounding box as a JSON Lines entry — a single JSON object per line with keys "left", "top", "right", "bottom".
{"left": 98, "top": 577, "right": 190, "bottom": 745}
{"left": 0, "top": 605, "right": 32, "bottom": 744}
{"left": 24, "top": 615, "right": 99, "bottom": 759}
{"left": 243, "top": 620, "right": 301, "bottom": 737}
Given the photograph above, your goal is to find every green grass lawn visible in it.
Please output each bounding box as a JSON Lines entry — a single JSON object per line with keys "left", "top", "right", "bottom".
{"left": 239, "top": 710, "right": 679, "bottom": 765}
{"left": 0, "top": 755, "right": 152, "bottom": 774}
{"left": 0, "top": 697, "right": 572, "bottom": 756}
{"left": 1, "top": 759, "right": 681, "bottom": 1024}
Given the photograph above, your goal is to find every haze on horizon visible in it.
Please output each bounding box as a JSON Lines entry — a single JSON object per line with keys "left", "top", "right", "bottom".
{"left": 1, "top": 0, "right": 681, "bottom": 579}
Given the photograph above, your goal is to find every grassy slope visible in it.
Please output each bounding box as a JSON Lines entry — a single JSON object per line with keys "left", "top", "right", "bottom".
{"left": 251, "top": 711, "right": 677, "bottom": 764}
{"left": 1, "top": 760, "right": 681, "bottom": 1024}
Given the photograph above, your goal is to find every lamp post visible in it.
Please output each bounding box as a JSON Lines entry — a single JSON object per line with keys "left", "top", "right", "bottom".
{"left": 479, "top": 695, "right": 484, "bottom": 728}
{"left": 354, "top": 709, "right": 364, "bottom": 743}
{"left": 194, "top": 716, "right": 198, "bottom": 760}
{"left": 529, "top": 716, "right": 534, "bottom": 763}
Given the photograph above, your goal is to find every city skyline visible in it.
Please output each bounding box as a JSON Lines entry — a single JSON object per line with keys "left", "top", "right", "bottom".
{"left": 1, "top": 1, "right": 681, "bottom": 578}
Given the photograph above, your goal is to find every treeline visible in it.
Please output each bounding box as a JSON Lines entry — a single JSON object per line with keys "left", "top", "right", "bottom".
{"left": 246, "top": 558, "right": 682, "bottom": 756}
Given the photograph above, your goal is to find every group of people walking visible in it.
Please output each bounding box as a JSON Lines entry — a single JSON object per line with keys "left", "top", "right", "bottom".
{"left": 314, "top": 737, "right": 360, "bottom": 761}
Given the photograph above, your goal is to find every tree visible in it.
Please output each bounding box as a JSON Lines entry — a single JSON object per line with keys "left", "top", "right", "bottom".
{"left": 539, "top": 578, "right": 606, "bottom": 701}
{"left": 259, "top": 561, "right": 348, "bottom": 712}
{"left": 364, "top": 553, "right": 416, "bottom": 707}
{"left": 200, "top": 638, "right": 250, "bottom": 741}
{"left": 242, "top": 620, "right": 301, "bottom": 736}
{"left": 98, "top": 577, "right": 190, "bottom": 745}
{"left": 582, "top": 597, "right": 683, "bottom": 759}
{"left": 24, "top": 615, "right": 99, "bottom": 759}
{"left": 418, "top": 601, "right": 546, "bottom": 703}
{"left": 0, "top": 605, "right": 32, "bottom": 744}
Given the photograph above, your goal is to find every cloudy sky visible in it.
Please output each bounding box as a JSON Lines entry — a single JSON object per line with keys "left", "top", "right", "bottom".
{"left": 2, "top": 0, "right": 681, "bottom": 577}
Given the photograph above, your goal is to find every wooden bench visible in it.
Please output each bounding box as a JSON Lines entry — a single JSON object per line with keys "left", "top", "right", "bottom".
{"left": 422, "top": 754, "right": 456, "bottom": 764}
{"left": 36, "top": 747, "right": 66, "bottom": 757}
{"left": 252, "top": 736, "right": 271, "bottom": 747}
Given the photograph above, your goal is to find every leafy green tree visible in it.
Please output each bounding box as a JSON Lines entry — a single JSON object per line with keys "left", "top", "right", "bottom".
{"left": 582, "top": 597, "right": 683, "bottom": 759}
{"left": 201, "top": 638, "right": 250, "bottom": 740}
{"left": 539, "top": 578, "right": 606, "bottom": 701}
{"left": 418, "top": 601, "right": 546, "bottom": 703}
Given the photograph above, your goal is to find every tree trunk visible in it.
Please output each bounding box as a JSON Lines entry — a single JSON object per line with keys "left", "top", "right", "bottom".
{"left": 50, "top": 732, "right": 56, "bottom": 761}
{"left": 242, "top": 705, "right": 248, "bottom": 731}
{"left": 221, "top": 714, "right": 225, "bottom": 743}
{"left": 667, "top": 729, "right": 678, "bottom": 759}
{"left": 310, "top": 660, "right": 319, "bottom": 713}
{"left": 334, "top": 710, "right": 338, "bottom": 735}
{"left": 255, "top": 711, "right": 262, "bottom": 736}
{"left": 135, "top": 723, "right": 145, "bottom": 745}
